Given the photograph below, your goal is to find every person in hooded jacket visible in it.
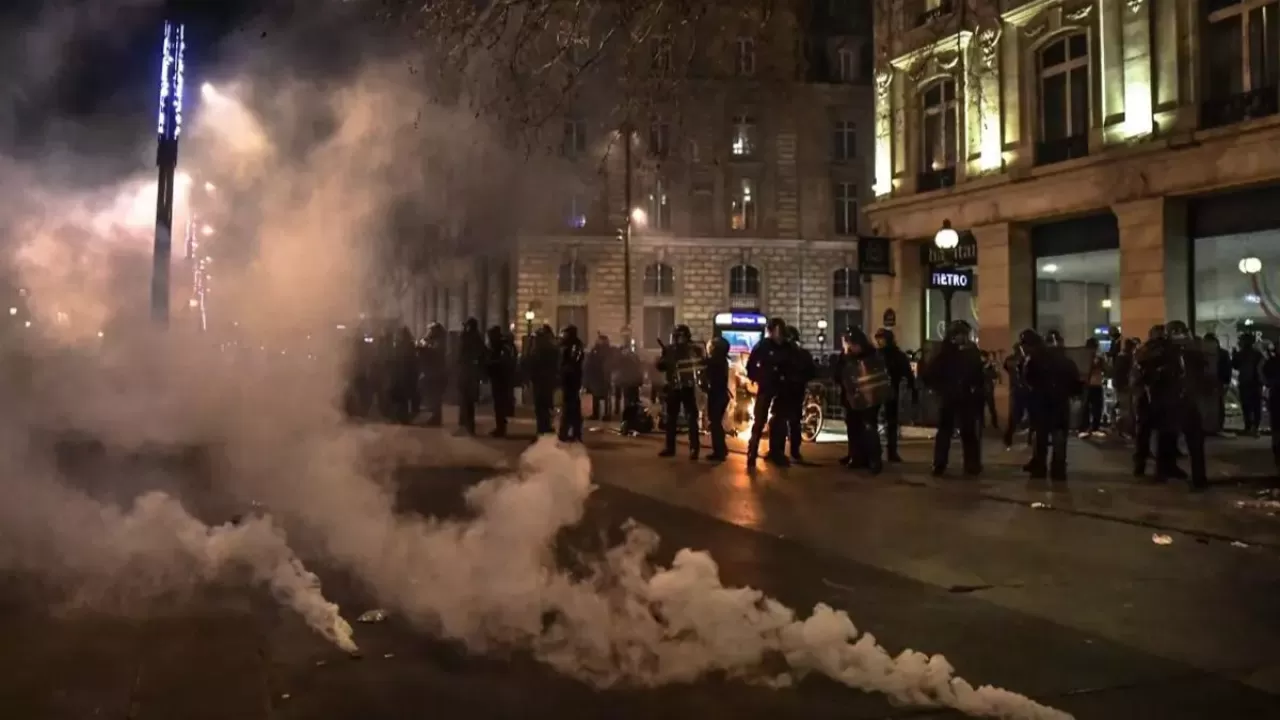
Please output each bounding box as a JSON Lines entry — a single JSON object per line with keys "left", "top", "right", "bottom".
{"left": 522, "top": 325, "right": 559, "bottom": 435}
{"left": 1232, "top": 332, "right": 1266, "bottom": 436}
{"left": 835, "top": 327, "right": 887, "bottom": 474}
{"left": 873, "top": 328, "right": 915, "bottom": 462}
{"left": 657, "top": 324, "right": 703, "bottom": 459}
{"left": 773, "top": 325, "right": 815, "bottom": 463}
{"left": 558, "top": 324, "right": 586, "bottom": 442}
{"left": 921, "top": 319, "right": 985, "bottom": 477}
{"left": 701, "top": 335, "right": 731, "bottom": 461}
{"left": 418, "top": 323, "right": 448, "bottom": 426}
{"left": 745, "top": 318, "right": 789, "bottom": 467}
{"left": 486, "top": 326, "right": 517, "bottom": 437}
{"left": 455, "top": 318, "right": 486, "bottom": 436}
{"left": 1021, "top": 328, "right": 1081, "bottom": 481}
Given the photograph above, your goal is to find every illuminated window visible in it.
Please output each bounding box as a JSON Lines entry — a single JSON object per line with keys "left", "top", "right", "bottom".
{"left": 919, "top": 79, "right": 957, "bottom": 171}
{"left": 647, "top": 178, "right": 672, "bottom": 230}
{"left": 832, "top": 182, "right": 857, "bottom": 235}
{"left": 557, "top": 261, "right": 589, "bottom": 294}
{"left": 832, "top": 119, "right": 856, "bottom": 161}
{"left": 731, "top": 114, "right": 757, "bottom": 157}
{"left": 736, "top": 37, "right": 756, "bottom": 76}
{"left": 1038, "top": 33, "right": 1090, "bottom": 143}
{"left": 729, "top": 264, "right": 760, "bottom": 298}
{"left": 1203, "top": 1, "right": 1280, "bottom": 100}
{"left": 643, "top": 262, "right": 675, "bottom": 296}
{"left": 562, "top": 119, "right": 586, "bottom": 156}
{"left": 730, "top": 178, "right": 757, "bottom": 231}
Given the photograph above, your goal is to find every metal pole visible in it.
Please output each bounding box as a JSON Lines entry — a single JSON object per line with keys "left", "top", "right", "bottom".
{"left": 943, "top": 289, "right": 954, "bottom": 327}
{"left": 152, "top": 19, "right": 185, "bottom": 327}
{"left": 622, "top": 122, "right": 633, "bottom": 330}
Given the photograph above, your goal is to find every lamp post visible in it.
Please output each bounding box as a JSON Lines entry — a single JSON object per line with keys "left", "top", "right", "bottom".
{"left": 816, "top": 318, "right": 828, "bottom": 349}
{"left": 152, "top": 19, "right": 186, "bottom": 326}
{"left": 621, "top": 122, "right": 634, "bottom": 331}
{"left": 524, "top": 308, "right": 535, "bottom": 337}
{"left": 1239, "top": 256, "right": 1262, "bottom": 275}
{"left": 934, "top": 220, "right": 960, "bottom": 327}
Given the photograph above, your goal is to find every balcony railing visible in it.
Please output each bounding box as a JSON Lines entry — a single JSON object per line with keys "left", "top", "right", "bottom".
{"left": 916, "top": 166, "right": 956, "bottom": 192}
{"left": 1200, "top": 87, "right": 1279, "bottom": 131}
{"left": 914, "top": 0, "right": 954, "bottom": 28}
{"left": 1034, "top": 134, "right": 1089, "bottom": 167}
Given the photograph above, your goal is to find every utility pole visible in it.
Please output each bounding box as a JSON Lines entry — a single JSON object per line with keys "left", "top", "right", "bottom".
{"left": 153, "top": 18, "right": 186, "bottom": 326}
{"left": 621, "top": 121, "right": 633, "bottom": 332}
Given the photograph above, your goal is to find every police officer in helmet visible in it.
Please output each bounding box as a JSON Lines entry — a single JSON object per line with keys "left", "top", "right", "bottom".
{"left": 745, "top": 318, "right": 789, "bottom": 467}
{"left": 1021, "top": 327, "right": 1080, "bottom": 481}
{"left": 558, "top": 324, "right": 586, "bottom": 442}
{"left": 921, "top": 319, "right": 985, "bottom": 476}
{"left": 658, "top": 324, "right": 703, "bottom": 459}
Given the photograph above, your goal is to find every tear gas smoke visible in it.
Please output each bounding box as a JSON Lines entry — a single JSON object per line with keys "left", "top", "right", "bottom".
{"left": 0, "top": 4, "right": 1067, "bottom": 718}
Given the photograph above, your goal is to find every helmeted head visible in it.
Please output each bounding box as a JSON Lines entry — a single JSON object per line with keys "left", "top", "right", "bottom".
{"left": 842, "top": 326, "right": 872, "bottom": 354}
{"left": 1123, "top": 337, "right": 1140, "bottom": 353}
{"left": 874, "top": 327, "right": 896, "bottom": 348}
{"left": 560, "top": 324, "right": 579, "bottom": 343}
{"left": 463, "top": 317, "right": 479, "bottom": 334}
{"left": 672, "top": 324, "right": 692, "bottom": 344}
{"left": 784, "top": 325, "right": 801, "bottom": 344}
{"left": 947, "top": 319, "right": 973, "bottom": 345}
{"left": 766, "top": 318, "right": 787, "bottom": 340}
{"left": 1165, "top": 320, "right": 1191, "bottom": 344}
{"left": 426, "top": 322, "right": 445, "bottom": 341}
{"left": 486, "top": 325, "right": 503, "bottom": 344}
{"left": 1018, "top": 328, "right": 1042, "bottom": 349}
{"left": 1147, "top": 324, "right": 1166, "bottom": 341}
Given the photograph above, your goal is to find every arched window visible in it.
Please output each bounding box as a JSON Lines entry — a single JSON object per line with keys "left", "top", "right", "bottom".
{"left": 557, "top": 260, "right": 589, "bottom": 294}
{"left": 728, "top": 264, "right": 760, "bottom": 299}
{"left": 643, "top": 262, "right": 675, "bottom": 296}
{"left": 1037, "top": 32, "right": 1090, "bottom": 164}
{"left": 919, "top": 79, "right": 958, "bottom": 173}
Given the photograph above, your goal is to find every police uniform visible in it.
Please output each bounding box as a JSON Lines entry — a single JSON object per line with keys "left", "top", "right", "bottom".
{"left": 702, "top": 336, "right": 731, "bottom": 461}
{"left": 745, "top": 318, "right": 789, "bottom": 466}
{"left": 921, "top": 320, "right": 985, "bottom": 476}
{"left": 1021, "top": 329, "right": 1080, "bottom": 481}
{"left": 558, "top": 325, "right": 586, "bottom": 442}
{"left": 658, "top": 325, "right": 703, "bottom": 458}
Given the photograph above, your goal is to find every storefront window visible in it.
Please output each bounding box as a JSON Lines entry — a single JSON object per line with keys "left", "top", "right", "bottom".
{"left": 1192, "top": 229, "right": 1280, "bottom": 343}
{"left": 1034, "top": 249, "right": 1120, "bottom": 345}
{"left": 923, "top": 269, "right": 978, "bottom": 341}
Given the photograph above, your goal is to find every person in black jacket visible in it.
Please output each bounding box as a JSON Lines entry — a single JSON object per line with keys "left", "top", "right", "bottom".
{"left": 1111, "top": 337, "right": 1138, "bottom": 439}
{"left": 1133, "top": 325, "right": 1182, "bottom": 479}
{"left": 1022, "top": 328, "right": 1080, "bottom": 481}
{"left": 921, "top": 319, "right": 985, "bottom": 477}
{"left": 1262, "top": 343, "right": 1280, "bottom": 468}
{"left": 584, "top": 334, "right": 614, "bottom": 421}
{"left": 745, "top": 318, "right": 788, "bottom": 467}
{"left": 613, "top": 339, "right": 646, "bottom": 432}
{"left": 522, "top": 325, "right": 559, "bottom": 436}
{"left": 455, "top": 318, "right": 486, "bottom": 436}
{"left": 836, "top": 327, "right": 886, "bottom": 474}
{"left": 486, "top": 326, "right": 517, "bottom": 437}
{"left": 702, "top": 335, "right": 731, "bottom": 461}
{"left": 657, "top": 324, "right": 703, "bottom": 459}
{"left": 873, "top": 328, "right": 915, "bottom": 462}
{"left": 773, "top": 325, "right": 815, "bottom": 463}
{"left": 418, "top": 323, "right": 448, "bottom": 426}
{"left": 558, "top": 324, "right": 586, "bottom": 442}
{"left": 1153, "top": 321, "right": 1211, "bottom": 490}
{"left": 1233, "top": 332, "right": 1266, "bottom": 436}
{"left": 1204, "top": 332, "right": 1232, "bottom": 435}
{"left": 1002, "top": 337, "right": 1031, "bottom": 448}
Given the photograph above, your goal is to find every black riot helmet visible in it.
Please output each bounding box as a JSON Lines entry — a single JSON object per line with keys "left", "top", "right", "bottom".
{"left": 947, "top": 319, "right": 973, "bottom": 345}
{"left": 463, "top": 317, "right": 479, "bottom": 333}
{"left": 672, "top": 324, "right": 692, "bottom": 343}
{"left": 1045, "top": 329, "right": 1064, "bottom": 347}
{"left": 1165, "top": 320, "right": 1191, "bottom": 343}
{"left": 560, "top": 324, "right": 579, "bottom": 343}
{"left": 1147, "top": 324, "right": 1166, "bottom": 341}
{"left": 843, "top": 326, "right": 872, "bottom": 352}
{"left": 784, "top": 325, "right": 801, "bottom": 343}
{"left": 1018, "top": 328, "right": 1043, "bottom": 348}
{"left": 486, "top": 325, "right": 503, "bottom": 344}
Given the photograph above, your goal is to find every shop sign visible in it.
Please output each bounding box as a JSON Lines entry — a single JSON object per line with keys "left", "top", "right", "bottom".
{"left": 857, "top": 235, "right": 893, "bottom": 275}
{"left": 928, "top": 269, "right": 973, "bottom": 291}
{"left": 921, "top": 230, "right": 978, "bottom": 267}
{"left": 714, "top": 312, "right": 768, "bottom": 327}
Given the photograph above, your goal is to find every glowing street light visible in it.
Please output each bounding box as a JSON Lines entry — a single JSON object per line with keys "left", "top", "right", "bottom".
{"left": 1239, "top": 256, "right": 1262, "bottom": 275}
{"left": 7, "top": 307, "right": 15, "bottom": 316}
{"left": 934, "top": 219, "right": 959, "bottom": 250}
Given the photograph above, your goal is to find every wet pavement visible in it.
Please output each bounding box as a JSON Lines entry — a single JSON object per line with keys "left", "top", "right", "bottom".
{"left": 2, "top": 424, "right": 1279, "bottom": 719}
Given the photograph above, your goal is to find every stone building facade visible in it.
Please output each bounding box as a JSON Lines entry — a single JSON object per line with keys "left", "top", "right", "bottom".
{"left": 867, "top": 0, "right": 1280, "bottom": 385}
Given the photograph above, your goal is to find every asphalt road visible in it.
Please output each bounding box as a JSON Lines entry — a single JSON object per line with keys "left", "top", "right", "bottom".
{"left": 2, "top": 426, "right": 1278, "bottom": 719}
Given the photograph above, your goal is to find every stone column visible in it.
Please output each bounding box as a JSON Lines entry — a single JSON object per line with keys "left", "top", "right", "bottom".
{"left": 1114, "top": 197, "right": 1190, "bottom": 337}
{"left": 973, "top": 222, "right": 1032, "bottom": 410}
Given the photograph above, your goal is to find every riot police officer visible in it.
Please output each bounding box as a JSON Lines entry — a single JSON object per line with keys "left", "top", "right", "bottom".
{"left": 1003, "top": 335, "right": 1032, "bottom": 448}
{"left": 702, "top": 335, "right": 731, "bottom": 461}
{"left": 486, "top": 326, "right": 517, "bottom": 437}
{"left": 1233, "top": 332, "right": 1266, "bottom": 436}
{"left": 921, "top": 319, "right": 985, "bottom": 477}
{"left": 1133, "top": 324, "right": 1182, "bottom": 479}
{"left": 522, "top": 325, "right": 559, "bottom": 435}
{"left": 874, "top": 328, "right": 915, "bottom": 462}
{"left": 558, "top": 324, "right": 586, "bottom": 442}
{"left": 455, "top": 318, "right": 486, "bottom": 435}
{"left": 836, "top": 327, "right": 889, "bottom": 474}
{"left": 745, "top": 318, "right": 788, "bottom": 467}
{"left": 418, "top": 323, "right": 448, "bottom": 427}
{"left": 658, "top": 324, "right": 703, "bottom": 459}
{"left": 1155, "top": 320, "right": 1210, "bottom": 490}
{"left": 1022, "top": 328, "right": 1080, "bottom": 481}
{"left": 774, "top": 325, "right": 815, "bottom": 462}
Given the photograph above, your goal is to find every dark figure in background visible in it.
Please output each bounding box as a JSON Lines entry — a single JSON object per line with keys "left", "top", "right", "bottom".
{"left": 980, "top": 350, "right": 1000, "bottom": 430}
{"left": 1262, "top": 344, "right": 1280, "bottom": 468}
{"left": 772, "top": 325, "right": 815, "bottom": 463}
{"left": 874, "top": 328, "right": 915, "bottom": 463}
{"left": 584, "top": 335, "right": 614, "bottom": 421}
{"left": 1233, "top": 332, "right": 1266, "bottom": 436}
{"left": 522, "top": 325, "right": 559, "bottom": 435}
{"left": 1077, "top": 337, "right": 1107, "bottom": 437}
{"left": 418, "top": 323, "right": 449, "bottom": 426}
{"left": 836, "top": 328, "right": 889, "bottom": 474}
{"left": 1203, "top": 332, "right": 1232, "bottom": 435}
{"left": 345, "top": 333, "right": 378, "bottom": 418}
{"left": 1003, "top": 340, "right": 1032, "bottom": 449}
{"left": 454, "top": 318, "right": 486, "bottom": 436}
{"left": 1022, "top": 329, "right": 1081, "bottom": 481}
{"left": 386, "top": 327, "right": 421, "bottom": 424}
{"left": 558, "top": 324, "right": 586, "bottom": 442}
{"left": 485, "top": 326, "right": 517, "bottom": 437}
{"left": 613, "top": 340, "right": 646, "bottom": 432}
{"left": 657, "top": 325, "right": 704, "bottom": 459}
{"left": 1153, "top": 321, "right": 1211, "bottom": 491}
{"left": 1133, "top": 325, "right": 1182, "bottom": 479}
{"left": 701, "top": 336, "right": 731, "bottom": 461}
{"left": 1111, "top": 337, "right": 1138, "bottom": 439}
{"left": 922, "top": 320, "right": 986, "bottom": 477}
{"left": 745, "top": 318, "right": 789, "bottom": 467}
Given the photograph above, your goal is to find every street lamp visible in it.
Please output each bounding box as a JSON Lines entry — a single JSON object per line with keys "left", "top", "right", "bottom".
{"left": 524, "top": 308, "right": 535, "bottom": 337}
{"left": 816, "top": 318, "right": 828, "bottom": 348}
{"left": 934, "top": 220, "right": 960, "bottom": 326}
{"left": 1239, "top": 256, "right": 1262, "bottom": 275}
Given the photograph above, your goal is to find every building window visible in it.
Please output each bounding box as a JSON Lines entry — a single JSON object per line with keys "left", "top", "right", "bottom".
{"left": 647, "top": 178, "right": 672, "bottom": 230}
{"left": 643, "top": 306, "right": 676, "bottom": 348}
{"left": 730, "top": 178, "right": 757, "bottom": 231}
{"left": 731, "top": 114, "right": 757, "bottom": 157}
{"left": 687, "top": 138, "right": 701, "bottom": 162}
{"left": 832, "top": 182, "right": 857, "bottom": 235}
{"left": 557, "top": 260, "right": 589, "bottom": 294}
{"left": 1202, "top": 1, "right": 1280, "bottom": 127}
{"left": 562, "top": 119, "right": 586, "bottom": 156}
{"left": 651, "top": 35, "right": 672, "bottom": 74}
{"left": 835, "top": 47, "right": 858, "bottom": 82}
{"left": 833, "top": 267, "right": 861, "bottom": 299}
{"left": 643, "top": 262, "right": 675, "bottom": 296}
{"left": 566, "top": 192, "right": 588, "bottom": 229}
{"left": 920, "top": 79, "right": 958, "bottom": 172}
{"left": 692, "top": 180, "right": 714, "bottom": 234}
{"left": 648, "top": 118, "right": 670, "bottom": 157}
{"left": 728, "top": 263, "right": 761, "bottom": 298}
{"left": 556, "top": 305, "right": 588, "bottom": 333}
{"left": 832, "top": 119, "right": 856, "bottom": 161}
{"left": 736, "top": 37, "right": 756, "bottom": 76}
{"left": 1038, "top": 33, "right": 1090, "bottom": 157}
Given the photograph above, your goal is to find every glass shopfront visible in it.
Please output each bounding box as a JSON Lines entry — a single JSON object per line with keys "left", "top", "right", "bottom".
{"left": 1190, "top": 186, "right": 1280, "bottom": 347}
{"left": 1031, "top": 214, "right": 1121, "bottom": 346}
{"left": 920, "top": 232, "right": 978, "bottom": 343}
